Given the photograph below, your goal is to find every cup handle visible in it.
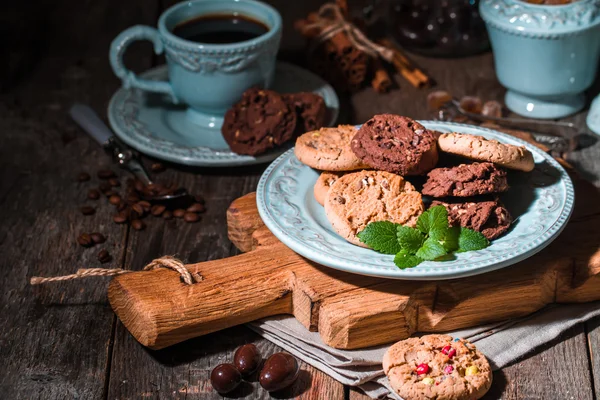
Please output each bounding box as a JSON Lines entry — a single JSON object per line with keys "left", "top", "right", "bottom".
{"left": 109, "top": 25, "right": 177, "bottom": 103}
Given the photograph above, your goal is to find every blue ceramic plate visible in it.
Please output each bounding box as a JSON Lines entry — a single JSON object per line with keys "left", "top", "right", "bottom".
{"left": 107, "top": 62, "right": 339, "bottom": 167}
{"left": 257, "top": 121, "right": 575, "bottom": 280}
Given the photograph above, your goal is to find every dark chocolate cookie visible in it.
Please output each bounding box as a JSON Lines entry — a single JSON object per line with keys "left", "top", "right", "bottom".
{"left": 422, "top": 162, "right": 508, "bottom": 197}
{"left": 283, "top": 92, "right": 327, "bottom": 132}
{"left": 350, "top": 114, "right": 438, "bottom": 176}
{"left": 222, "top": 88, "right": 297, "bottom": 156}
{"left": 431, "top": 198, "right": 512, "bottom": 240}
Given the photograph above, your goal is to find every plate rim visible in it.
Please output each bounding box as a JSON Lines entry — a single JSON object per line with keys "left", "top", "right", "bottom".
{"left": 256, "top": 121, "right": 575, "bottom": 280}
{"left": 107, "top": 61, "right": 339, "bottom": 167}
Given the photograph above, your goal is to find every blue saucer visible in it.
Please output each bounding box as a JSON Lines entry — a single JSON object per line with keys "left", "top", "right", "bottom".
{"left": 107, "top": 62, "right": 339, "bottom": 167}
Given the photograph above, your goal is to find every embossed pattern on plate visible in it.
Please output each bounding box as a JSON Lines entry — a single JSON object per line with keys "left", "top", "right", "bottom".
{"left": 107, "top": 62, "right": 339, "bottom": 167}
{"left": 257, "top": 121, "right": 575, "bottom": 280}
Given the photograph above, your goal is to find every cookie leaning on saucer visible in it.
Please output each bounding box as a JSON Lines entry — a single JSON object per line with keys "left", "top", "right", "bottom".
{"left": 383, "top": 334, "right": 492, "bottom": 400}
{"left": 314, "top": 171, "right": 344, "bottom": 206}
{"left": 438, "top": 132, "right": 535, "bottom": 172}
{"left": 295, "top": 125, "right": 369, "bottom": 171}
{"left": 324, "top": 170, "right": 423, "bottom": 247}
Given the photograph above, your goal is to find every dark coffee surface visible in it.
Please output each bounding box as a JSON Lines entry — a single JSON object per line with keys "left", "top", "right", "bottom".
{"left": 173, "top": 13, "right": 269, "bottom": 44}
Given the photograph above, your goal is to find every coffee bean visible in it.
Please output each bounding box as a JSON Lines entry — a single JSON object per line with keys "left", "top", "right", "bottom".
{"left": 187, "top": 203, "right": 205, "bottom": 213}
{"left": 81, "top": 206, "right": 96, "bottom": 216}
{"left": 99, "top": 182, "right": 112, "bottom": 193}
{"left": 459, "top": 96, "right": 483, "bottom": 114}
{"left": 87, "top": 189, "right": 100, "bottom": 200}
{"left": 113, "top": 213, "right": 128, "bottom": 224}
{"left": 210, "top": 364, "right": 241, "bottom": 394}
{"left": 137, "top": 201, "right": 151, "bottom": 212}
{"left": 259, "top": 353, "right": 300, "bottom": 392}
{"left": 97, "top": 249, "right": 112, "bottom": 264}
{"left": 162, "top": 210, "right": 173, "bottom": 220}
{"left": 131, "top": 203, "right": 145, "bottom": 216}
{"left": 117, "top": 202, "right": 128, "bottom": 212}
{"left": 126, "top": 194, "right": 140, "bottom": 204}
{"left": 109, "top": 195, "right": 122, "bottom": 205}
{"left": 134, "top": 180, "right": 145, "bottom": 193}
{"left": 151, "top": 204, "right": 166, "bottom": 216}
{"left": 131, "top": 219, "right": 145, "bottom": 231}
{"left": 97, "top": 169, "right": 116, "bottom": 179}
{"left": 234, "top": 344, "right": 262, "bottom": 378}
{"left": 76, "top": 172, "right": 91, "bottom": 182}
{"left": 90, "top": 232, "right": 106, "bottom": 244}
{"left": 109, "top": 178, "right": 121, "bottom": 187}
{"left": 150, "top": 162, "right": 166, "bottom": 173}
{"left": 77, "top": 233, "right": 94, "bottom": 247}
{"left": 173, "top": 209, "right": 185, "bottom": 218}
{"left": 183, "top": 212, "right": 200, "bottom": 223}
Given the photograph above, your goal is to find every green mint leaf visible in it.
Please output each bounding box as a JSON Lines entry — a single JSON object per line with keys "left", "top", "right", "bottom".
{"left": 430, "top": 226, "right": 460, "bottom": 252}
{"left": 394, "top": 251, "right": 424, "bottom": 269}
{"left": 416, "top": 237, "right": 448, "bottom": 260}
{"left": 457, "top": 228, "right": 490, "bottom": 253}
{"left": 416, "top": 206, "right": 449, "bottom": 235}
{"left": 357, "top": 221, "right": 403, "bottom": 254}
{"left": 397, "top": 226, "right": 426, "bottom": 255}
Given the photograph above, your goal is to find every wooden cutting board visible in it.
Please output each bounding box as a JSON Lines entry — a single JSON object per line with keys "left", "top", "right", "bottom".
{"left": 108, "top": 175, "right": 600, "bottom": 351}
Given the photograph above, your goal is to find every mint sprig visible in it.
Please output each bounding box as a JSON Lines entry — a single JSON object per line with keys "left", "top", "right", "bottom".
{"left": 357, "top": 206, "right": 491, "bottom": 270}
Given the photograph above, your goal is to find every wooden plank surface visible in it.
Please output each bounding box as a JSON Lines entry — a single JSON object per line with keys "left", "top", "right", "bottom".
{"left": 0, "top": 0, "right": 599, "bottom": 399}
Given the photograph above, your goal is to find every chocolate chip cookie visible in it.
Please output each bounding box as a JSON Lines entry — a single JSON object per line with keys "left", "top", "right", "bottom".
{"left": 295, "top": 125, "right": 369, "bottom": 171}
{"left": 325, "top": 170, "right": 424, "bottom": 246}
{"left": 222, "top": 88, "right": 297, "bottom": 156}
{"left": 283, "top": 92, "right": 327, "bottom": 132}
{"left": 431, "top": 198, "right": 513, "bottom": 239}
{"left": 314, "top": 172, "right": 344, "bottom": 206}
{"left": 351, "top": 114, "right": 439, "bottom": 176}
{"left": 422, "top": 162, "right": 509, "bottom": 197}
{"left": 383, "top": 334, "right": 492, "bottom": 400}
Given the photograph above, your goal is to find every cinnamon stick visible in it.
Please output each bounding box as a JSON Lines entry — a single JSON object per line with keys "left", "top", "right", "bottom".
{"left": 371, "top": 59, "right": 392, "bottom": 93}
{"left": 377, "top": 39, "right": 432, "bottom": 89}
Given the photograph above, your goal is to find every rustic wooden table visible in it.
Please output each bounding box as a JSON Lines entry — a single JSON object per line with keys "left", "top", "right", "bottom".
{"left": 2, "top": 1, "right": 600, "bottom": 399}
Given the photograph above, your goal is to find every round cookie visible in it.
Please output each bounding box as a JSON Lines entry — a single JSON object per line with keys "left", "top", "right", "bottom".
{"left": 324, "top": 170, "right": 424, "bottom": 247}
{"left": 295, "top": 125, "right": 369, "bottom": 171}
{"left": 314, "top": 172, "right": 344, "bottom": 206}
{"left": 438, "top": 132, "right": 535, "bottom": 172}
{"left": 422, "top": 162, "right": 509, "bottom": 198}
{"left": 383, "top": 334, "right": 492, "bottom": 400}
{"left": 283, "top": 92, "right": 327, "bottom": 132}
{"left": 222, "top": 88, "right": 297, "bottom": 156}
{"left": 351, "top": 114, "right": 439, "bottom": 176}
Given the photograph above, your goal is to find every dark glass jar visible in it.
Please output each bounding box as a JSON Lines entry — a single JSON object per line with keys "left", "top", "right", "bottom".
{"left": 390, "top": 0, "right": 489, "bottom": 57}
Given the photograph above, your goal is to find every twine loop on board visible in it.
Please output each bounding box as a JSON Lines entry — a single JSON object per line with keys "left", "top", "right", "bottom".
{"left": 300, "top": 3, "right": 394, "bottom": 63}
{"left": 29, "top": 256, "right": 203, "bottom": 286}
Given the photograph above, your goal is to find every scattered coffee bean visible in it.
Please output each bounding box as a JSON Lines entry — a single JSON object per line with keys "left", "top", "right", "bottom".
{"left": 184, "top": 212, "right": 200, "bottom": 223}
{"left": 134, "top": 180, "right": 145, "bottom": 193}
{"left": 77, "top": 233, "right": 94, "bottom": 247}
{"left": 427, "top": 90, "right": 452, "bottom": 111}
{"left": 187, "top": 203, "right": 205, "bottom": 213}
{"left": 99, "top": 182, "right": 112, "bottom": 193}
{"left": 234, "top": 344, "right": 262, "bottom": 378}
{"left": 87, "top": 189, "right": 100, "bottom": 200}
{"left": 109, "top": 195, "right": 122, "bottom": 205}
{"left": 162, "top": 210, "right": 173, "bottom": 220}
{"left": 259, "top": 353, "right": 300, "bottom": 392}
{"left": 137, "top": 201, "right": 151, "bottom": 212}
{"left": 173, "top": 209, "right": 186, "bottom": 218}
{"left": 81, "top": 206, "right": 96, "bottom": 216}
{"left": 151, "top": 204, "right": 166, "bottom": 216}
{"left": 108, "top": 178, "right": 121, "bottom": 187}
{"left": 482, "top": 100, "right": 503, "bottom": 118}
{"left": 97, "top": 169, "right": 116, "bottom": 179}
{"left": 132, "top": 203, "right": 145, "bottom": 216}
{"left": 131, "top": 219, "right": 146, "bottom": 231}
{"left": 117, "top": 202, "right": 128, "bottom": 212}
{"left": 113, "top": 213, "right": 128, "bottom": 224}
{"left": 97, "top": 249, "right": 112, "bottom": 264}
{"left": 150, "top": 162, "right": 166, "bottom": 173}
{"left": 77, "top": 172, "right": 91, "bottom": 182}
{"left": 210, "top": 364, "right": 242, "bottom": 394}
{"left": 459, "top": 96, "right": 483, "bottom": 114}
{"left": 126, "top": 194, "right": 140, "bottom": 204}
{"left": 90, "top": 232, "right": 106, "bottom": 244}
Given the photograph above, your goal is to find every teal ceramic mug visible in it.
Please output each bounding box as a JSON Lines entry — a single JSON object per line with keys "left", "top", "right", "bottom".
{"left": 109, "top": 0, "right": 282, "bottom": 120}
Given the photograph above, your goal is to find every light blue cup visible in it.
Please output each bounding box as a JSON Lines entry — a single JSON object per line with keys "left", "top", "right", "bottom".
{"left": 109, "top": 0, "right": 282, "bottom": 126}
{"left": 480, "top": 0, "right": 600, "bottom": 119}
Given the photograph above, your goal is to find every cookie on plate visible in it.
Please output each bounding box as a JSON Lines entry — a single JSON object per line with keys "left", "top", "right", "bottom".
{"left": 383, "top": 334, "right": 492, "bottom": 400}
{"left": 325, "top": 170, "right": 424, "bottom": 246}
{"left": 314, "top": 172, "right": 344, "bottom": 206}
{"left": 295, "top": 125, "right": 368, "bottom": 171}
{"left": 222, "top": 88, "right": 297, "bottom": 156}
{"left": 438, "top": 132, "right": 535, "bottom": 172}
{"left": 351, "top": 114, "right": 438, "bottom": 176}
{"left": 431, "top": 198, "right": 513, "bottom": 240}
{"left": 283, "top": 92, "right": 327, "bottom": 132}
{"left": 422, "top": 162, "right": 508, "bottom": 198}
